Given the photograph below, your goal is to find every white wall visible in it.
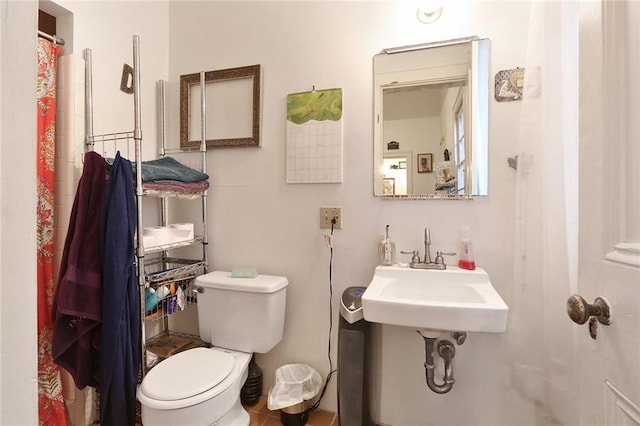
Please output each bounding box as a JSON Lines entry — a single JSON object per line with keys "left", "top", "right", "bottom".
{"left": 385, "top": 115, "right": 441, "bottom": 194}
{"left": 167, "top": 2, "right": 531, "bottom": 424}
{"left": 2, "top": 1, "right": 535, "bottom": 424}
{"left": 1, "top": 1, "right": 39, "bottom": 423}
{"left": 55, "top": 0, "right": 170, "bottom": 156}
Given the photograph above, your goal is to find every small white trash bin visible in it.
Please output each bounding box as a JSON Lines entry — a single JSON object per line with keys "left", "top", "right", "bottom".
{"left": 267, "top": 364, "right": 322, "bottom": 426}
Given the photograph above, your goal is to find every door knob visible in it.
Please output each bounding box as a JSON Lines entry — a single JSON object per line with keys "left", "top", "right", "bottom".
{"left": 566, "top": 294, "right": 611, "bottom": 325}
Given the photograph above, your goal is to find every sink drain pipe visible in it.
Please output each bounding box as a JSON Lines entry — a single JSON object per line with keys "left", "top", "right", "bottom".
{"left": 423, "top": 336, "right": 456, "bottom": 394}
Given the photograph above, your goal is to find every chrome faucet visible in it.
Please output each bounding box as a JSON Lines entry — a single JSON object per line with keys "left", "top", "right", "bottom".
{"left": 423, "top": 228, "right": 432, "bottom": 264}
{"left": 401, "top": 228, "right": 455, "bottom": 270}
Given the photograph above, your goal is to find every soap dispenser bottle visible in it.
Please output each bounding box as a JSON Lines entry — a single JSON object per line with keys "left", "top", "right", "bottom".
{"left": 378, "top": 225, "right": 396, "bottom": 266}
{"left": 458, "top": 227, "right": 476, "bottom": 270}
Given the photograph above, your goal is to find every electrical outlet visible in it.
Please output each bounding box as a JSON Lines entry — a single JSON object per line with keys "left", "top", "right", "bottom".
{"left": 320, "top": 207, "right": 342, "bottom": 229}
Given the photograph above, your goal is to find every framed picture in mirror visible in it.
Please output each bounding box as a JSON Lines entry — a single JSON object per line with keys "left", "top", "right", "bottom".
{"left": 383, "top": 177, "right": 395, "bottom": 195}
{"left": 417, "top": 153, "right": 433, "bottom": 173}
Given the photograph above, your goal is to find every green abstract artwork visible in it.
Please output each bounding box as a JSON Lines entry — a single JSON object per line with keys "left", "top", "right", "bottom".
{"left": 287, "top": 89, "right": 343, "bottom": 125}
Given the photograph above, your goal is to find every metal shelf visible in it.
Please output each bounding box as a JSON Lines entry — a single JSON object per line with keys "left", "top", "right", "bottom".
{"left": 144, "top": 257, "right": 207, "bottom": 284}
{"left": 85, "top": 39, "right": 209, "bottom": 380}
{"left": 143, "top": 237, "right": 206, "bottom": 256}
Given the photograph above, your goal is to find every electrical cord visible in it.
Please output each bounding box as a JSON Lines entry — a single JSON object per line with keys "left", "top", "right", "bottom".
{"left": 310, "top": 217, "right": 338, "bottom": 411}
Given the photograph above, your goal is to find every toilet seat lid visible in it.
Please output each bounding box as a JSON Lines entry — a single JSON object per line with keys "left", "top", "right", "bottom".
{"left": 140, "top": 347, "right": 235, "bottom": 401}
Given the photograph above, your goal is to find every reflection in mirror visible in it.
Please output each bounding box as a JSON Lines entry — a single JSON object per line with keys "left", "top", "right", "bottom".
{"left": 373, "top": 37, "right": 489, "bottom": 198}
{"left": 382, "top": 152, "right": 412, "bottom": 195}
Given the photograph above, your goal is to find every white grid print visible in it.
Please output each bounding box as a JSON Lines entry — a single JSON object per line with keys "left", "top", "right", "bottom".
{"left": 286, "top": 119, "right": 343, "bottom": 183}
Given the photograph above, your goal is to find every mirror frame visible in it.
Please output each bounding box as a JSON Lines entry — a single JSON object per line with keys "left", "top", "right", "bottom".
{"left": 373, "top": 37, "right": 489, "bottom": 199}
{"left": 180, "top": 64, "right": 261, "bottom": 148}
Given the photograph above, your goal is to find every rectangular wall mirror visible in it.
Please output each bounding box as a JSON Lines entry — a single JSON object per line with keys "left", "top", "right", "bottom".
{"left": 180, "top": 64, "right": 261, "bottom": 148}
{"left": 373, "top": 37, "right": 489, "bottom": 199}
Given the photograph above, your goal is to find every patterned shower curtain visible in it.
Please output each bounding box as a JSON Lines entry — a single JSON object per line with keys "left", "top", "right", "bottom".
{"left": 37, "top": 37, "right": 67, "bottom": 426}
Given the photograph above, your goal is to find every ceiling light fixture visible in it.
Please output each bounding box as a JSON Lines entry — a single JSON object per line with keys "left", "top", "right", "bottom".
{"left": 416, "top": 3, "right": 443, "bottom": 24}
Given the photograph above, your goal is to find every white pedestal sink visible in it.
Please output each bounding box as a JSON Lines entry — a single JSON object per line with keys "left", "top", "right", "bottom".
{"left": 362, "top": 265, "right": 509, "bottom": 333}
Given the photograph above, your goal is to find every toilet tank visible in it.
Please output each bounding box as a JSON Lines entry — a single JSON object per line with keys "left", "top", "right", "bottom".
{"left": 195, "top": 271, "right": 288, "bottom": 353}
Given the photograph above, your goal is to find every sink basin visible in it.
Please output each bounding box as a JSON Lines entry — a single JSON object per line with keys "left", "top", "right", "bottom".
{"left": 361, "top": 265, "right": 508, "bottom": 333}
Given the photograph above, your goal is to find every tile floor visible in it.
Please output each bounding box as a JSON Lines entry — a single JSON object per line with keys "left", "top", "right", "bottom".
{"left": 243, "top": 396, "right": 338, "bottom": 426}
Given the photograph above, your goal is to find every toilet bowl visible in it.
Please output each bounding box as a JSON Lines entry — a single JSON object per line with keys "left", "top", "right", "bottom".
{"left": 138, "top": 271, "right": 288, "bottom": 426}
{"left": 137, "top": 347, "right": 252, "bottom": 426}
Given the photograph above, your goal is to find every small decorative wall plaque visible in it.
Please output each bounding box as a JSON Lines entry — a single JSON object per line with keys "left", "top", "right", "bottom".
{"left": 387, "top": 140, "right": 399, "bottom": 150}
{"left": 495, "top": 68, "right": 525, "bottom": 102}
{"left": 120, "top": 64, "right": 134, "bottom": 94}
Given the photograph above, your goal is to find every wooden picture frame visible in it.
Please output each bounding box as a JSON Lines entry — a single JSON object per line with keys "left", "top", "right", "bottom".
{"left": 180, "top": 64, "right": 261, "bottom": 148}
{"left": 417, "top": 153, "right": 433, "bottom": 173}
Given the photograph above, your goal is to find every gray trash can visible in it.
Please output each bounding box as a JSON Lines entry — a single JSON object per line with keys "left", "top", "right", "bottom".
{"left": 338, "top": 286, "right": 372, "bottom": 426}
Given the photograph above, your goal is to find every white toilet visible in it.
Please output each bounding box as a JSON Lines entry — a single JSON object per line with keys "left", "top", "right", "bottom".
{"left": 137, "top": 271, "right": 288, "bottom": 426}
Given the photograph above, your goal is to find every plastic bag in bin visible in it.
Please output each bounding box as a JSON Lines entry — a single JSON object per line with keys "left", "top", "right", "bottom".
{"left": 267, "top": 364, "right": 322, "bottom": 411}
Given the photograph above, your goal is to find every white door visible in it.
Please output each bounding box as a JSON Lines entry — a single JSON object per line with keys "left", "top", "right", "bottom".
{"left": 577, "top": 1, "right": 640, "bottom": 424}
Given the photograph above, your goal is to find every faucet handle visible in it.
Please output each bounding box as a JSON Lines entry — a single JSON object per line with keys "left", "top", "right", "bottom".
{"left": 401, "top": 250, "right": 420, "bottom": 264}
{"left": 435, "top": 251, "right": 456, "bottom": 265}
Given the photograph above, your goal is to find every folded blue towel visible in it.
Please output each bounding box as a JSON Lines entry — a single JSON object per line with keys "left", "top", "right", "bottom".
{"left": 133, "top": 157, "right": 209, "bottom": 183}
